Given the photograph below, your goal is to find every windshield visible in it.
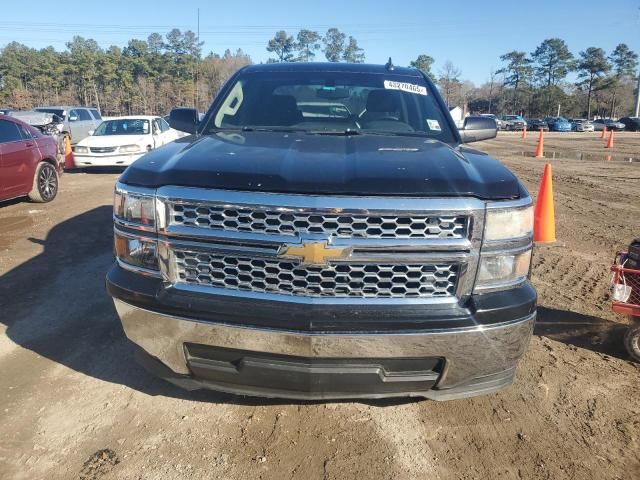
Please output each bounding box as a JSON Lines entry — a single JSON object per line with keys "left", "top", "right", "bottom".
{"left": 35, "top": 108, "right": 65, "bottom": 118}
{"left": 94, "top": 119, "right": 150, "bottom": 136}
{"left": 204, "top": 71, "right": 455, "bottom": 142}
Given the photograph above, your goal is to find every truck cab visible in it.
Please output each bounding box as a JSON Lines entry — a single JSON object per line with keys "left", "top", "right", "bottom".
{"left": 106, "top": 62, "right": 536, "bottom": 400}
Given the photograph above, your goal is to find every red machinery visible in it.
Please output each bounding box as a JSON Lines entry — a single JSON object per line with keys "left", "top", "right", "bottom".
{"left": 611, "top": 248, "right": 640, "bottom": 361}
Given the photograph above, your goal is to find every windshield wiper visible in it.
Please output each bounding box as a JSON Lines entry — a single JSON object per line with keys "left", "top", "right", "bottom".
{"left": 309, "top": 129, "right": 432, "bottom": 138}
{"left": 240, "top": 126, "right": 307, "bottom": 133}
{"left": 308, "top": 128, "right": 362, "bottom": 136}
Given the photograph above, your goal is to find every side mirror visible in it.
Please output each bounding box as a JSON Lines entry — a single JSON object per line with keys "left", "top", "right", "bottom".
{"left": 69, "top": 115, "right": 78, "bottom": 122}
{"left": 88, "top": 130, "right": 94, "bottom": 136}
{"left": 169, "top": 108, "right": 199, "bottom": 134}
{"left": 458, "top": 116, "right": 498, "bottom": 143}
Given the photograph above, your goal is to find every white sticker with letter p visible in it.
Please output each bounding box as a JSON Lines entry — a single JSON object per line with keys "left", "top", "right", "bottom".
{"left": 384, "top": 80, "right": 427, "bottom": 96}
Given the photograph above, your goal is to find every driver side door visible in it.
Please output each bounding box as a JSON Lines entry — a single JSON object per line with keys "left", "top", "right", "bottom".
{"left": 0, "top": 119, "right": 39, "bottom": 199}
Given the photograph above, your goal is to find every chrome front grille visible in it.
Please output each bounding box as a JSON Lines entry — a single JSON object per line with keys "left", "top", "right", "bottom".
{"left": 173, "top": 249, "right": 459, "bottom": 298}
{"left": 156, "top": 187, "right": 485, "bottom": 302}
{"left": 169, "top": 203, "right": 468, "bottom": 239}
{"left": 90, "top": 146, "right": 117, "bottom": 153}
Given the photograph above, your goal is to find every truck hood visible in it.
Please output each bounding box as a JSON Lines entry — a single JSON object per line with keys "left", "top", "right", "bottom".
{"left": 119, "top": 131, "right": 525, "bottom": 199}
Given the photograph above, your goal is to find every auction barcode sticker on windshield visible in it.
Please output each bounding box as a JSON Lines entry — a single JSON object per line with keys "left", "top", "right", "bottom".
{"left": 384, "top": 80, "right": 427, "bottom": 96}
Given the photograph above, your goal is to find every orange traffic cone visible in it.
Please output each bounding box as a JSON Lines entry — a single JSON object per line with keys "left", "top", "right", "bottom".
{"left": 605, "top": 129, "right": 614, "bottom": 149}
{"left": 522, "top": 125, "right": 527, "bottom": 139}
{"left": 64, "top": 135, "right": 75, "bottom": 169}
{"left": 600, "top": 126, "right": 606, "bottom": 139}
{"left": 534, "top": 128, "right": 544, "bottom": 158}
{"left": 533, "top": 164, "right": 556, "bottom": 243}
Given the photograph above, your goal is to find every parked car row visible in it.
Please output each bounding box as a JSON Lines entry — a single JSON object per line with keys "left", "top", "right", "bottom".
{"left": 474, "top": 112, "right": 639, "bottom": 133}
{"left": 1, "top": 107, "right": 184, "bottom": 206}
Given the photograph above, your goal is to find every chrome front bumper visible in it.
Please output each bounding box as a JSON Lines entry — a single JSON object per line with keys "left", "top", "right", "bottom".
{"left": 74, "top": 153, "right": 143, "bottom": 167}
{"left": 114, "top": 299, "right": 535, "bottom": 400}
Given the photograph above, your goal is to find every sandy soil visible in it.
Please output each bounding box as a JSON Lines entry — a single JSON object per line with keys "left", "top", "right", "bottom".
{"left": 0, "top": 133, "right": 639, "bottom": 480}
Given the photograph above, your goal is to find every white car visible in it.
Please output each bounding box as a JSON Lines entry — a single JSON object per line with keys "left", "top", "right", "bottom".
{"left": 73, "top": 115, "right": 180, "bottom": 167}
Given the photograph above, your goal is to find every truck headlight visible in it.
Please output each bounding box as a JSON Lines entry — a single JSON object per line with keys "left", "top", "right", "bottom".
{"left": 484, "top": 205, "right": 533, "bottom": 241}
{"left": 475, "top": 201, "right": 533, "bottom": 292}
{"left": 477, "top": 250, "right": 531, "bottom": 286}
{"left": 114, "top": 186, "right": 156, "bottom": 228}
{"left": 114, "top": 231, "right": 159, "bottom": 271}
{"left": 119, "top": 144, "right": 142, "bottom": 153}
{"left": 74, "top": 146, "right": 88, "bottom": 154}
{"left": 113, "top": 183, "right": 159, "bottom": 275}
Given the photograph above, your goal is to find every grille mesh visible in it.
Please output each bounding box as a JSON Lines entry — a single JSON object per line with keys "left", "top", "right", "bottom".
{"left": 89, "top": 146, "right": 117, "bottom": 153}
{"left": 174, "top": 249, "right": 459, "bottom": 298}
{"left": 170, "top": 203, "right": 467, "bottom": 239}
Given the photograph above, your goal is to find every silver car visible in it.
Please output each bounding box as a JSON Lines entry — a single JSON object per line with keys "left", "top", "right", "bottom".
{"left": 571, "top": 119, "right": 594, "bottom": 132}
{"left": 33, "top": 106, "right": 103, "bottom": 144}
{"left": 592, "top": 118, "right": 625, "bottom": 132}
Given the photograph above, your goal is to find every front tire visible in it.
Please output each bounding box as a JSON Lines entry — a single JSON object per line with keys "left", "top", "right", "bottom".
{"left": 625, "top": 324, "right": 640, "bottom": 362}
{"left": 28, "top": 162, "right": 59, "bottom": 203}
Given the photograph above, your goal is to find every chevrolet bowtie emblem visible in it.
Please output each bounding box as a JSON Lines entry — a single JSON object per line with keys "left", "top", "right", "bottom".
{"left": 280, "top": 241, "right": 350, "bottom": 266}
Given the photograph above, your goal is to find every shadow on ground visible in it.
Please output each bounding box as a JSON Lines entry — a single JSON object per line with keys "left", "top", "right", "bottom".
{"left": 536, "top": 306, "right": 631, "bottom": 361}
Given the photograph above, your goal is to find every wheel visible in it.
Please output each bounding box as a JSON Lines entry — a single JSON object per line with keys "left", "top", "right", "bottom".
{"left": 625, "top": 324, "right": 640, "bottom": 362}
{"left": 28, "top": 162, "right": 59, "bottom": 203}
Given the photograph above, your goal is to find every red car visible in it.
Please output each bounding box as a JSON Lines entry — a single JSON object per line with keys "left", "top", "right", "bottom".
{"left": 0, "top": 114, "right": 61, "bottom": 203}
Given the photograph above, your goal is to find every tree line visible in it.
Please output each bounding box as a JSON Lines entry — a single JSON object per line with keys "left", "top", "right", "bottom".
{"left": 0, "top": 29, "right": 250, "bottom": 115}
{"left": 266, "top": 28, "right": 365, "bottom": 63}
{"left": 410, "top": 39, "right": 638, "bottom": 119}
{"left": 0, "top": 30, "right": 637, "bottom": 120}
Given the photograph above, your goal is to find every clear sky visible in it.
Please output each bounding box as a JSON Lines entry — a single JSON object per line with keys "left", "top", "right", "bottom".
{"left": 1, "top": 0, "right": 639, "bottom": 85}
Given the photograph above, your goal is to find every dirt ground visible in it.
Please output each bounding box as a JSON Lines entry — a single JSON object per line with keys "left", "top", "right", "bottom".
{"left": 0, "top": 132, "right": 639, "bottom": 480}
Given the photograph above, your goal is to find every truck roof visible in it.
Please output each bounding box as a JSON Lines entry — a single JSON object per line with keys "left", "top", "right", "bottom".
{"left": 241, "top": 62, "right": 422, "bottom": 77}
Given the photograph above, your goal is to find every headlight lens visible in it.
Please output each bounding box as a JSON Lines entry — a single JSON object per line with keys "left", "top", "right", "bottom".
{"left": 119, "top": 144, "right": 142, "bottom": 153}
{"left": 476, "top": 250, "right": 531, "bottom": 287}
{"left": 114, "top": 188, "right": 155, "bottom": 227}
{"left": 74, "top": 146, "right": 88, "bottom": 154}
{"left": 113, "top": 184, "right": 159, "bottom": 274}
{"left": 114, "top": 231, "right": 159, "bottom": 271}
{"left": 484, "top": 206, "right": 533, "bottom": 241}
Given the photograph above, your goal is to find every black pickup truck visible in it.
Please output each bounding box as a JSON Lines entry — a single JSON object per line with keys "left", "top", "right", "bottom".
{"left": 106, "top": 62, "right": 536, "bottom": 400}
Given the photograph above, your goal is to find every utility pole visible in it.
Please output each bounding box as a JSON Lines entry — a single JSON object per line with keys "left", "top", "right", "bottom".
{"left": 634, "top": 71, "right": 640, "bottom": 117}
{"left": 194, "top": 7, "right": 200, "bottom": 111}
